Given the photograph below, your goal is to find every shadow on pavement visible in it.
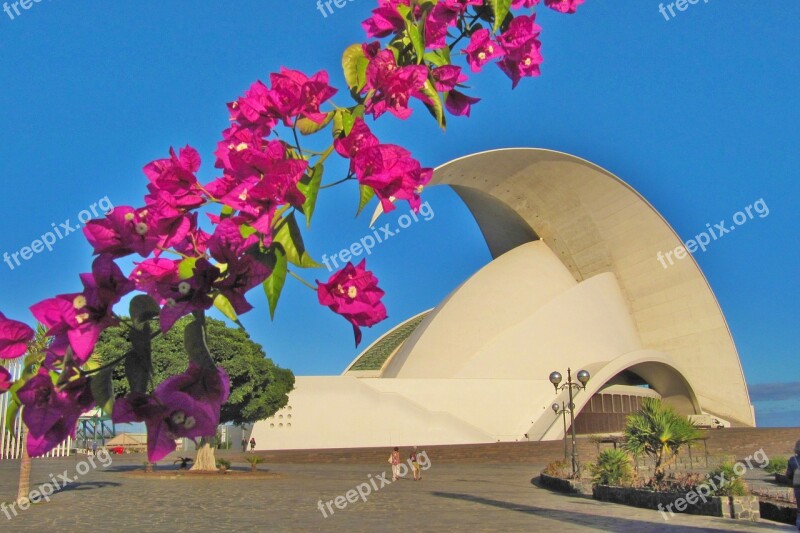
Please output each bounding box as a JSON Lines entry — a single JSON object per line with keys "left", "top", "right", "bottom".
{"left": 59, "top": 481, "right": 121, "bottom": 493}
{"left": 430, "top": 491, "right": 773, "bottom": 532}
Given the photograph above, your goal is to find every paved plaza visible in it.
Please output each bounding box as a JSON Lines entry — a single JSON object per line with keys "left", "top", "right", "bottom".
{"left": 0, "top": 454, "right": 794, "bottom": 532}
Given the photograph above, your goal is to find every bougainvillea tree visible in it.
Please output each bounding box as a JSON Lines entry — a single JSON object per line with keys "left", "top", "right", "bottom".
{"left": 0, "top": 0, "right": 586, "bottom": 465}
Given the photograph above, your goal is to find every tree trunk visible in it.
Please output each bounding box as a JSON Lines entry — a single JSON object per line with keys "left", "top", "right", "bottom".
{"left": 16, "top": 424, "right": 31, "bottom": 504}
{"left": 190, "top": 437, "right": 217, "bottom": 471}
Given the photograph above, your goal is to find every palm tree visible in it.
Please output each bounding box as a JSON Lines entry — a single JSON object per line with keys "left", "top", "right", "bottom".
{"left": 623, "top": 397, "right": 701, "bottom": 482}
{"left": 16, "top": 324, "right": 49, "bottom": 504}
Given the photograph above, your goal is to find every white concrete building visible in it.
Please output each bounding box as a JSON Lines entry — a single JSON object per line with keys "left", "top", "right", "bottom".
{"left": 250, "top": 149, "right": 755, "bottom": 450}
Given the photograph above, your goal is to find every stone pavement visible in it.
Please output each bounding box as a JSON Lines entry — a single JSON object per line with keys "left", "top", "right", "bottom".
{"left": 0, "top": 455, "right": 795, "bottom": 532}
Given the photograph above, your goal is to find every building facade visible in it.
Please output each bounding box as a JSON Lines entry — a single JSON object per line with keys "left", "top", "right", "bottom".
{"left": 250, "top": 149, "right": 755, "bottom": 450}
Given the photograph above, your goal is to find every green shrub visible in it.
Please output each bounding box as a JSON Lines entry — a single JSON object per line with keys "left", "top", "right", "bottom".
{"left": 590, "top": 449, "right": 634, "bottom": 487}
{"left": 708, "top": 462, "right": 749, "bottom": 496}
{"left": 765, "top": 457, "right": 788, "bottom": 475}
{"left": 216, "top": 458, "right": 232, "bottom": 471}
{"left": 245, "top": 456, "right": 265, "bottom": 465}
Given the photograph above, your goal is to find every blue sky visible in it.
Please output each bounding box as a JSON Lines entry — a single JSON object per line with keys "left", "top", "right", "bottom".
{"left": 0, "top": 2, "right": 797, "bottom": 426}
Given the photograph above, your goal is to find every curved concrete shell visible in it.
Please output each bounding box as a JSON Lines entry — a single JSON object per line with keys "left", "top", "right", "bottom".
{"left": 426, "top": 148, "right": 753, "bottom": 427}
{"left": 248, "top": 149, "right": 754, "bottom": 452}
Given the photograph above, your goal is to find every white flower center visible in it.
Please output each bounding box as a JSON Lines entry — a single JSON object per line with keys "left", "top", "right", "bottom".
{"left": 75, "top": 313, "right": 90, "bottom": 325}
{"left": 478, "top": 52, "right": 486, "bottom": 60}
{"left": 347, "top": 286, "right": 358, "bottom": 298}
{"left": 73, "top": 295, "right": 87, "bottom": 309}
{"left": 135, "top": 223, "right": 148, "bottom": 235}
{"left": 124, "top": 213, "right": 135, "bottom": 222}
{"left": 184, "top": 416, "right": 196, "bottom": 430}
{"left": 171, "top": 411, "right": 186, "bottom": 425}
{"left": 178, "top": 282, "right": 192, "bottom": 295}
{"left": 166, "top": 298, "right": 177, "bottom": 307}
{"left": 235, "top": 142, "right": 249, "bottom": 152}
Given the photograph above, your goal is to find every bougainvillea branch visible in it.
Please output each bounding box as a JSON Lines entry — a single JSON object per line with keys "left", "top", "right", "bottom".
{"left": 0, "top": 0, "right": 586, "bottom": 462}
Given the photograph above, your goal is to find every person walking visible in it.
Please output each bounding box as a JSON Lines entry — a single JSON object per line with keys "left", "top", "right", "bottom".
{"left": 787, "top": 439, "right": 800, "bottom": 531}
{"left": 389, "top": 447, "right": 401, "bottom": 481}
{"left": 249, "top": 437, "right": 256, "bottom": 452}
{"left": 410, "top": 446, "right": 421, "bottom": 481}
{"left": 241, "top": 438, "right": 247, "bottom": 453}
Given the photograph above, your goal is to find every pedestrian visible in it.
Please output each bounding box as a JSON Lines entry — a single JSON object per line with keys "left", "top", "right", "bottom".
{"left": 786, "top": 439, "right": 800, "bottom": 531}
{"left": 389, "top": 447, "right": 401, "bottom": 481}
{"left": 410, "top": 446, "right": 421, "bottom": 481}
{"left": 241, "top": 438, "right": 247, "bottom": 453}
{"left": 249, "top": 437, "right": 256, "bottom": 452}
{"left": 91, "top": 441, "right": 98, "bottom": 457}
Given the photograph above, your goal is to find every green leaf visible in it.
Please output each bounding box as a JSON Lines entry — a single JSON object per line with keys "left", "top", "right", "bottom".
{"left": 342, "top": 44, "right": 369, "bottom": 93}
{"left": 178, "top": 257, "right": 198, "bottom": 279}
{"left": 89, "top": 367, "right": 116, "bottom": 416}
{"left": 298, "top": 164, "right": 324, "bottom": 227}
{"left": 489, "top": 0, "right": 512, "bottom": 33}
{"left": 423, "top": 47, "right": 451, "bottom": 67}
{"left": 357, "top": 185, "right": 376, "bottom": 216}
{"left": 273, "top": 213, "right": 322, "bottom": 268}
{"left": 129, "top": 295, "right": 160, "bottom": 327}
{"left": 263, "top": 247, "right": 288, "bottom": 320}
{"left": 296, "top": 111, "right": 334, "bottom": 136}
{"left": 5, "top": 397, "right": 20, "bottom": 433}
{"left": 213, "top": 294, "right": 241, "bottom": 326}
{"left": 420, "top": 78, "right": 446, "bottom": 129}
{"left": 406, "top": 22, "right": 424, "bottom": 62}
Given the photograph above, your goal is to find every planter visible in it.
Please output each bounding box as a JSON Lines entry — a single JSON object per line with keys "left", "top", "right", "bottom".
{"left": 759, "top": 499, "right": 797, "bottom": 526}
{"left": 592, "top": 485, "right": 760, "bottom": 521}
{"left": 538, "top": 473, "right": 592, "bottom": 496}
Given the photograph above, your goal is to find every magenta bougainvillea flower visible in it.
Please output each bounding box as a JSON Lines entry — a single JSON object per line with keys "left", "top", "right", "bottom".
{"left": 543, "top": 0, "right": 584, "bottom": 14}
{"left": 83, "top": 206, "right": 160, "bottom": 259}
{"left": 445, "top": 90, "right": 481, "bottom": 117}
{"left": 362, "top": 0, "right": 409, "bottom": 38}
{"left": 497, "top": 14, "right": 544, "bottom": 88}
{"left": 113, "top": 364, "right": 230, "bottom": 462}
{"left": 334, "top": 118, "right": 380, "bottom": 163}
{"left": 18, "top": 370, "right": 94, "bottom": 457}
{"left": 143, "top": 146, "right": 203, "bottom": 202}
{"left": 131, "top": 258, "right": 219, "bottom": 332}
{"left": 268, "top": 68, "right": 338, "bottom": 126}
{"left": 0, "top": 312, "right": 34, "bottom": 359}
{"left": 0, "top": 367, "right": 12, "bottom": 393}
{"left": 352, "top": 144, "right": 432, "bottom": 213}
{"left": 317, "top": 260, "right": 387, "bottom": 346}
{"left": 465, "top": 29, "right": 504, "bottom": 73}
{"left": 425, "top": 0, "right": 482, "bottom": 50}
{"left": 364, "top": 49, "right": 429, "bottom": 120}
{"left": 228, "top": 80, "right": 278, "bottom": 138}
{"left": 31, "top": 255, "right": 134, "bottom": 363}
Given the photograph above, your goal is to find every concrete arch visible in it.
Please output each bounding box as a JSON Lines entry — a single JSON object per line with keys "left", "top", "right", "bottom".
{"left": 428, "top": 148, "right": 753, "bottom": 426}
{"left": 536, "top": 350, "right": 703, "bottom": 440}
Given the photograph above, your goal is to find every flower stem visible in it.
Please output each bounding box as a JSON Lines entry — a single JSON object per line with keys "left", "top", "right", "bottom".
{"left": 288, "top": 270, "right": 317, "bottom": 291}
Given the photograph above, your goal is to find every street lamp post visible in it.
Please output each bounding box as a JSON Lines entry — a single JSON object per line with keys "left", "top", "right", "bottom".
{"left": 551, "top": 402, "right": 569, "bottom": 461}
{"left": 549, "top": 368, "right": 591, "bottom": 478}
